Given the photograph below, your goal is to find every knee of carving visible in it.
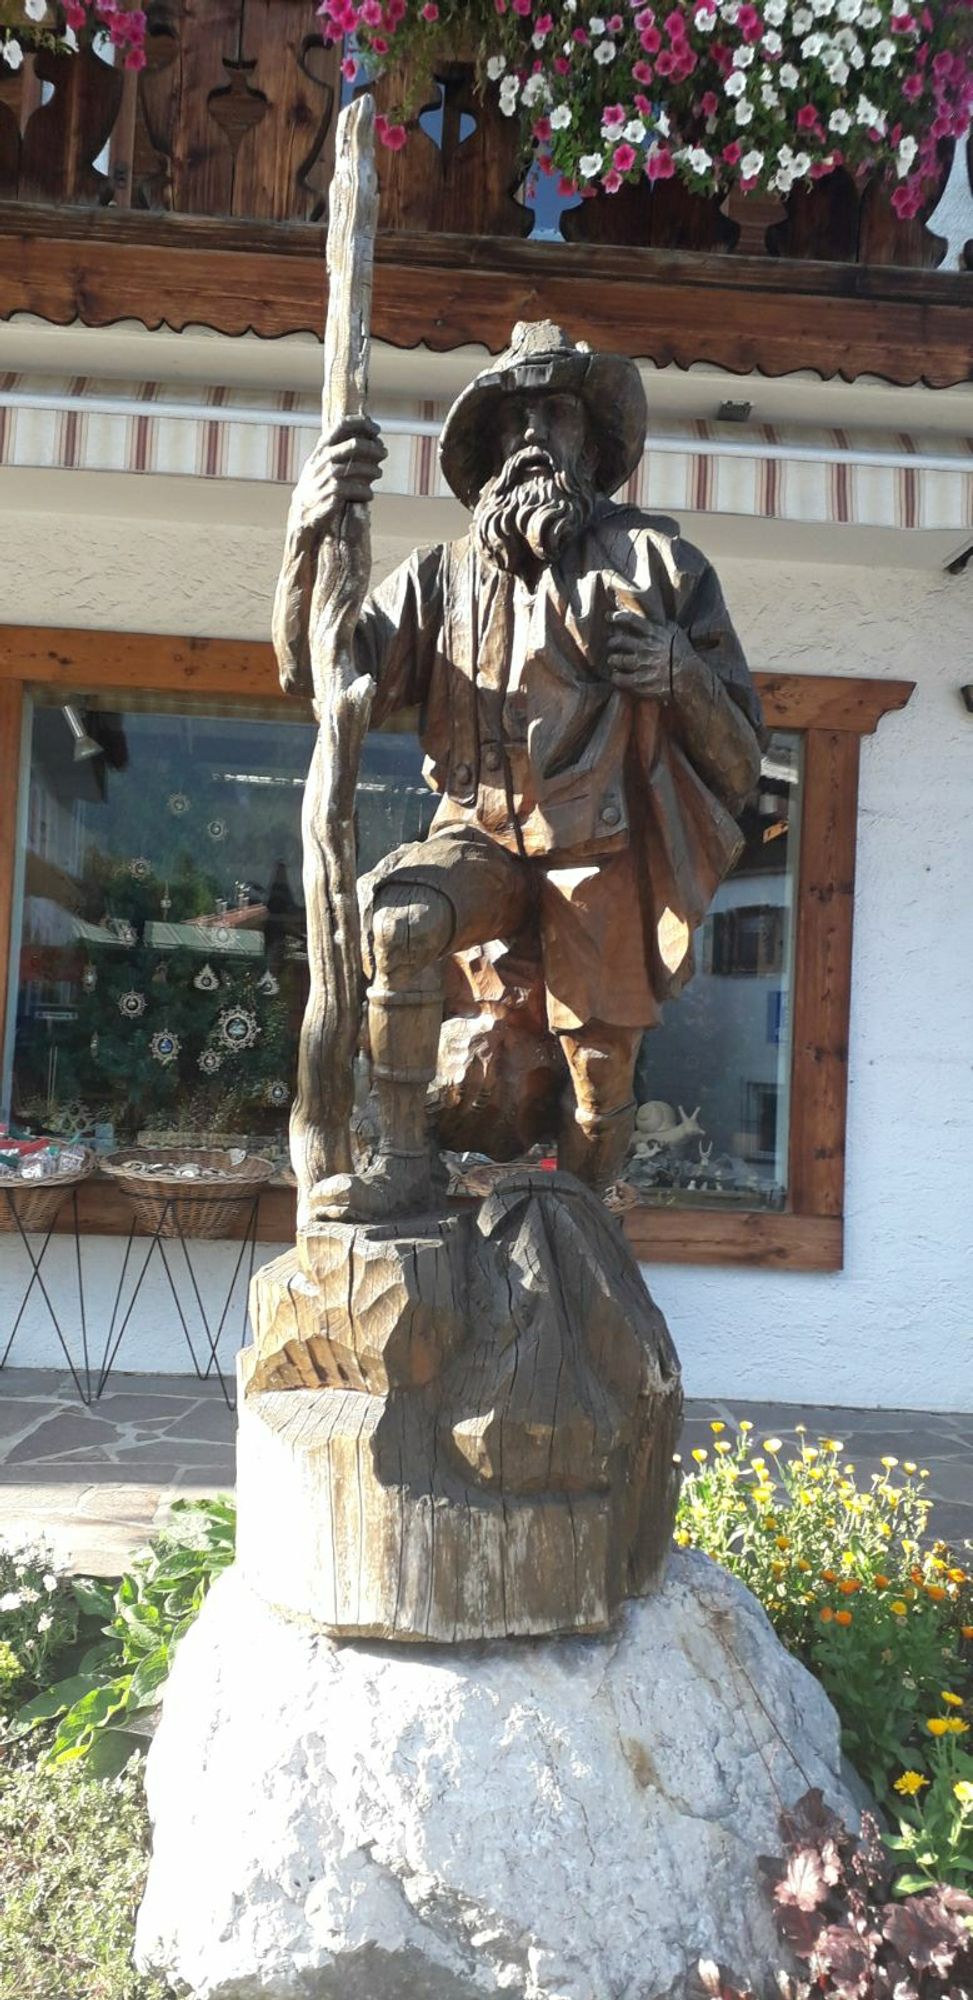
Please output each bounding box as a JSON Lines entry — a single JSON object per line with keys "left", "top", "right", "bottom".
{"left": 370, "top": 885, "right": 454, "bottom": 983}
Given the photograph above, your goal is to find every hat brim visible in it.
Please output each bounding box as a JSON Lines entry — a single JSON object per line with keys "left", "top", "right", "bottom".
{"left": 439, "top": 350, "right": 647, "bottom": 510}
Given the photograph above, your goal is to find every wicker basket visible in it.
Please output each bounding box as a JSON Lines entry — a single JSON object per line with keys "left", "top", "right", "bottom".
{"left": 103, "top": 1148, "right": 276, "bottom": 1239}
{"left": 0, "top": 1148, "right": 95, "bottom": 1235}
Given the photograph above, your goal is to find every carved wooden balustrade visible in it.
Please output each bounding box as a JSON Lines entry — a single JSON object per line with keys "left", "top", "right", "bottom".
{"left": 0, "top": 6, "right": 968, "bottom": 385}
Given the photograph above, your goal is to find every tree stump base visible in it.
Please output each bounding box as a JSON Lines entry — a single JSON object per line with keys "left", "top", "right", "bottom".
{"left": 241, "top": 1171, "right": 682, "bottom": 1641}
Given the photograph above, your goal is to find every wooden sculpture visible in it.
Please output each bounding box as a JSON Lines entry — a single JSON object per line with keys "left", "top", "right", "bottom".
{"left": 246, "top": 93, "right": 766, "bottom": 1642}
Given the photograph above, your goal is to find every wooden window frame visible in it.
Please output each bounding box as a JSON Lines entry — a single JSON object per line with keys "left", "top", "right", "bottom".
{"left": 0, "top": 626, "right": 913, "bottom": 1272}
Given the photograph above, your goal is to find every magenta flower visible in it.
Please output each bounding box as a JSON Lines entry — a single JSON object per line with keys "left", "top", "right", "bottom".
{"left": 613, "top": 142, "right": 638, "bottom": 172}
{"left": 646, "top": 144, "right": 675, "bottom": 179}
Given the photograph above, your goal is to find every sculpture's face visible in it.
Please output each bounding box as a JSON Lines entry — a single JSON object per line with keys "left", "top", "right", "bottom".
{"left": 473, "top": 388, "right": 597, "bottom": 572}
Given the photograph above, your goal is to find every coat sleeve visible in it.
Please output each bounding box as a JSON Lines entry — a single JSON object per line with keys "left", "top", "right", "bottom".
{"left": 354, "top": 544, "right": 445, "bottom": 724}
{"left": 646, "top": 525, "right": 767, "bottom": 817}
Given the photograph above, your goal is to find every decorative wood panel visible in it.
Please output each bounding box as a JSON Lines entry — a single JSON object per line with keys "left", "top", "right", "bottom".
{"left": 370, "top": 60, "right": 528, "bottom": 238}
{"left": 563, "top": 177, "right": 736, "bottom": 254}
{"left": 19, "top": 45, "right": 122, "bottom": 206}
{"left": 0, "top": 214, "right": 967, "bottom": 387}
{"left": 788, "top": 728, "right": 861, "bottom": 1220}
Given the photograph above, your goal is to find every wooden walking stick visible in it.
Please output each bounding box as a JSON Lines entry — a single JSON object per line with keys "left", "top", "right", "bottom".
{"left": 290, "top": 93, "right": 379, "bottom": 1215}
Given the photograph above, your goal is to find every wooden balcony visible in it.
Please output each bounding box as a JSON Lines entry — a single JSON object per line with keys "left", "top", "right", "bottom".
{"left": 0, "top": 0, "right": 969, "bottom": 385}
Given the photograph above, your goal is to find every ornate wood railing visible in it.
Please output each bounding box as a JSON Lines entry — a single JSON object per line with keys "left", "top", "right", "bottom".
{"left": 0, "top": 3, "right": 967, "bottom": 266}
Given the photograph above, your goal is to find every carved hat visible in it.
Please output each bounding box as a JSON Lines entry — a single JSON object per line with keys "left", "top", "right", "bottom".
{"left": 439, "top": 320, "right": 648, "bottom": 510}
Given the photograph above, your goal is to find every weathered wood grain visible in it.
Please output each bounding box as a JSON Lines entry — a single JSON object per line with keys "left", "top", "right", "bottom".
{"left": 788, "top": 728, "right": 861, "bottom": 1219}
{"left": 0, "top": 678, "right": 23, "bottom": 1062}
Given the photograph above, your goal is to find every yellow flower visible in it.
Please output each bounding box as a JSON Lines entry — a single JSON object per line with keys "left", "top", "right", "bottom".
{"left": 954, "top": 1781, "right": 973, "bottom": 1806}
{"left": 890, "top": 1601, "right": 909, "bottom": 1616}
{"left": 835, "top": 1609, "right": 853, "bottom": 1627}
{"left": 715, "top": 1440, "right": 732, "bottom": 1455}
{"left": 943, "top": 1719, "right": 969, "bottom": 1735}
{"left": 771, "top": 1561, "right": 786, "bottom": 1579}
{"left": 941, "top": 1692, "right": 964, "bottom": 1709}
{"left": 948, "top": 1568, "right": 967, "bottom": 1584}
{"left": 903, "top": 1461, "right": 917, "bottom": 1474}
{"left": 795, "top": 1423, "right": 807, "bottom": 1435}
{"left": 926, "top": 1718, "right": 950, "bottom": 1736}
{"left": 881, "top": 1455, "right": 899, "bottom": 1470}
{"left": 709, "top": 1420, "right": 725, "bottom": 1434}
{"left": 802, "top": 1447, "right": 819, "bottom": 1462}
{"left": 764, "top": 1515, "right": 779, "bottom": 1530}
{"left": 739, "top": 1420, "right": 753, "bottom": 1433}
{"left": 691, "top": 1448, "right": 708, "bottom": 1463}
{"left": 796, "top": 1559, "right": 811, "bottom": 1574}
{"left": 763, "top": 1437, "right": 783, "bottom": 1453}
{"left": 820, "top": 1438, "right": 842, "bottom": 1452}
{"left": 776, "top": 1536, "right": 791, "bottom": 1551}
{"left": 675, "top": 1530, "right": 691, "bottom": 1548}
{"left": 894, "top": 1771, "right": 929, "bottom": 1796}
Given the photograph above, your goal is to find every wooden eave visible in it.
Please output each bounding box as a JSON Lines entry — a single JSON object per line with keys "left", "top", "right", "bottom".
{"left": 0, "top": 204, "right": 970, "bottom": 388}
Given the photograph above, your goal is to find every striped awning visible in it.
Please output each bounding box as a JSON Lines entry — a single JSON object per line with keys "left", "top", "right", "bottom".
{"left": 1, "top": 374, "right": 970, "bottom": 534}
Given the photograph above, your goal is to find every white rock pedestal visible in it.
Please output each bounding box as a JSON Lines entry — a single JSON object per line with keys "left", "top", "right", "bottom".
{"left": 136, "top": 1550, "right": 859, "bottom": 2000}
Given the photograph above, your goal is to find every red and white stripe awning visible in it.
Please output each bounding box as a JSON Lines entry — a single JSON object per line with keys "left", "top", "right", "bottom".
{"left": 1, "top": 374, "right": 970, "bottom": 534}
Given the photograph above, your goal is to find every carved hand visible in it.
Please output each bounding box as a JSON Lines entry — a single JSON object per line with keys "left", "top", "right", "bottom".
{"left": 606, "top": 610, "right": 709, "bottom": 707}
{"left": 288, "top": 417, "right": 386, "bottom": 547}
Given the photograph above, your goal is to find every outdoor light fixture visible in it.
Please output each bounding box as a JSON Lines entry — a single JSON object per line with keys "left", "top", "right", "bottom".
{"left": 62, "top": 703, "right": 101, "bottom": 762}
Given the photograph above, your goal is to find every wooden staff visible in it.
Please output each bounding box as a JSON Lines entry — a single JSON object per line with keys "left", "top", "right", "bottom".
{"left": 290, "top": 94, "right": 379, "bottom": 1211}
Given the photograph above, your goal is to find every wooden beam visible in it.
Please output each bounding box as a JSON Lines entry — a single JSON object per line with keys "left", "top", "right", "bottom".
{"left": 0, "top": 629, "right": 917, "bottom": 739}
{"left": 788, "top": 727, "right": 861, "bottom": 1219}
{"left": 0, "top": 212, "right": 969, "bottom": 387}
{"left": 0, "top": 678, "right": 23, "bottom": 1063}
{"left": 623, "top": 1207, "right": 842, "bottom": 1272}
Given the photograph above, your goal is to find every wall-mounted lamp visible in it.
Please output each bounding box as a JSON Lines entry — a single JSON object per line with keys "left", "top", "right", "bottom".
{"left": 62, "top": 703, "right": 102, "bottom": 762}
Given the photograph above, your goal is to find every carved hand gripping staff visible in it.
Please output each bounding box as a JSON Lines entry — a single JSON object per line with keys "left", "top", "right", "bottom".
{"left": 289, "top": 94, "right": 378, "bottom": 1214}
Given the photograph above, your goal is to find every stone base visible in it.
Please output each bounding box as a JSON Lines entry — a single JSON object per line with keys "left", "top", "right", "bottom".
{"left": 136, "top": 1552, "right": 860, "bottom": 2000}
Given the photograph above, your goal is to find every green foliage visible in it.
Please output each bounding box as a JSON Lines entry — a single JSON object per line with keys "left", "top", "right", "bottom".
{"left": 675, "top": 1422, "right": 973, "bottom": 1894}
{"left": 12, "top": 1497, "right": 235, "bottom": 1772}
{"left": 0, "top": 1753, "right": 170, "bottom": 2000}
{"left": 0, "top": 1537, "right": 79, "bottom": 1716}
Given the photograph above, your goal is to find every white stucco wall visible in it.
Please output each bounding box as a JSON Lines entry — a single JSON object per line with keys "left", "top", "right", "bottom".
{"left": 1, "top": 498, "right": 970, "bottom": 1410}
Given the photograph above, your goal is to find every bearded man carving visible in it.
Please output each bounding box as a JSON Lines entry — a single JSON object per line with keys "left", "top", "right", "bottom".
{"left": 274, "top": 321, "right": 765, "bottom": 1222}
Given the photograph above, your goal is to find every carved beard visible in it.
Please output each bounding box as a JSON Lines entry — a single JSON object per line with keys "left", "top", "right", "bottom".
{"left": 472, "top": 445, "right": 597, "bottom": 572}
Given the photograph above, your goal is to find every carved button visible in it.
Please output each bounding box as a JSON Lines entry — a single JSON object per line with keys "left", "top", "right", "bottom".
{"left": 454, "top": 762, "right": 473, "bottom": 788}
{"left": 482, "top": 745, "right": 502, "bottom": 773}
{"left": 601, "top": 803, "right": 621, "bottom": 827}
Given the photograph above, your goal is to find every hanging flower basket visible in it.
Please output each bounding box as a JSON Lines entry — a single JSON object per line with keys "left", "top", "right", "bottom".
{"left": 319, "top": 0, "right": 973, "bottom": 223}
{"left": 0, "top": 1, "right": 146, "bottom": 76}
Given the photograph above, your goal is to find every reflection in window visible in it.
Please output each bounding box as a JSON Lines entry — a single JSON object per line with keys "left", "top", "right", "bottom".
{"left": 623, "top": 732, "right": 802, "bottom": 1211}
{"left": 4, "top": 695, "right": 433, "bottom": 1157}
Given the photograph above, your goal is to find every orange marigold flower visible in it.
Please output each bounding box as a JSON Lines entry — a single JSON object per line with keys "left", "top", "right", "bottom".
{"left": 820, "top": 1607, "right": 835, "bottom": 1624}
{"left": 926, "top": 1585, "right": 948, "bottom": 1603}
{"left": 873, "top": 1574, "right": 890, "bottom": 1589}
{"left": 838, "top": 1579, "right": 861, "bottom": 1596}
{"left": 821, "top": 1569, "right": 838, "bottom": 1585}
{"left": 911, "top": 1567, "right": 924, "bottom": 1585}
{"left": 962, "top": 1626, "right": 973, "bottom": 1641}
{"left": 835, "top": 1610, "right": 853, "bottom": 1627}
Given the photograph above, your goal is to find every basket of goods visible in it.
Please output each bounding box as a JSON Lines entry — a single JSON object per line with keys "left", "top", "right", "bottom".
{"left": 103, "top": 1148, "right": 276, "bottom": 1239}
{"left": 0, "top": 1136, "right": 95, "bottom": 1234}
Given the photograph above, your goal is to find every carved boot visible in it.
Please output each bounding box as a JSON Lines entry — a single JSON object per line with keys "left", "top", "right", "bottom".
{"left": 307, "top": 971, "right": 443, "bottom": 1223}
{"left": 557, "top": 1099, "right": 637, "bottom": 1193}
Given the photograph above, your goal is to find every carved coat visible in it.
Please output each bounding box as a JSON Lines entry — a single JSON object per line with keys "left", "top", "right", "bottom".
{"left": 355, "top": 499, "right": 765, "bottom": 1027}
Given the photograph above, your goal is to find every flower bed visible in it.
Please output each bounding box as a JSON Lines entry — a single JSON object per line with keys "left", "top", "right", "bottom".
{"left": 321, "top": 0, "right": 973, "bottom": 222}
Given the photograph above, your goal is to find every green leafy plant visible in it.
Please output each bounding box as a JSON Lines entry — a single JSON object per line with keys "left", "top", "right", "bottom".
{"left": 0, "top": 1535, "right": 78, "bottom": 1716}
{"left": 12, "top": 1497, "right": 235, "bottom": 1775}
{"left": 0, "top": 1753, "right": 169, "bottom": 2000}
{"left": 675, "top": 1423, "right": 973, "bottom": 1892}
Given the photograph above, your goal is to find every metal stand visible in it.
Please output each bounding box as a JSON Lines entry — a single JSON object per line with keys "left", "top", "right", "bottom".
{"left": 95, "top": 1193, "right": 263, "bottom": 1409}
{"left": 0, "top": 1187, "right": 91, "bottom": 1403}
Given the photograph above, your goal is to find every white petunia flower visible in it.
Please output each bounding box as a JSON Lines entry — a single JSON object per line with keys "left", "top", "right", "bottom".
{"left": 549, "top": 104, "right": 572, "bottom": 129}
{"left": 724, "top": 70, "right": 748, "bottom": 96}
{"left": 761, "top": 30, "right": 783, "bottom": 55}
{"left": 859, "top": 2, "right": 881, "bottom": 22}
{"left": 761, "top": 81, "right": 781, "bottom": 106}
{"left": 870, "top": 37, "right": 895, "bottom": 65}
{"left": 24, "top": 0, "right": 47, "bottom": 19}
{"left": 486, "top": 55, "right": 506, "bottom": 79}
{"left": 687, "top": 145, "right": 713, "bottom": 172}
{"left": 721, "top": 0, "right": 741, "bottom": 19}
{"left": 811, "top": 0, "right": 835, "bottom": 13}
{"left": 589, "top": 14, "right": 605, "bottom": 29}
{"left": 43, "top": 1574, "right": 58, "bottom": 1592}
{"left": 2, "top": 38, "right": 24, "bottom": 70}
{"left": 696, "top": 6, "right": 717, "bottom": 26}
{"left": 764, "top": 0, "right": 787, "bottom": 19}
{"left": 855, "top": 92, "right": 884, "bottom": 128}
{"left": 740, "top": 148, "right": 765, "bottom": 177}
{"left": 735, "top": 99, "right": 755, "bottom": 124}
{"left": 624, "top": 118, "right": 647, "bottom": 144}
{"left": 792, "top": 7, "right": 813, "bottom": 30}
{"left": 823, "top": 50, "right": 850, "bottom": 83}
{"left": 849, "top": 40, "right": 865, "bottom": 65}
{"left": 656, "top": 108, "right": 671, "bottom": 135}
{"left": 836, "top": 0, "right": 861, "bottom": 16}
{"left": 778, "top": 63, "right": 799, "bottom": 88}
{"left": 829, "top": 106, "right": 852, "bottom": 131}
{"left": 801, "top": 32, "right": 826, "bottom": 56}
{"left": 578, "top": 152, "right": 604, "bottom": 178}
{"left": 896, "top": 134, "right": 918, "bottom": 175}
{"left": 37, "top": 1611, "right": 53, "bottom": 1633}
{"left": 593, "top": 38, "right": 616, "bottom": 64}
{"left": 732, "top": 43, "right": 755, "bottom": 66}
{"left": 521, "top": 73, "right": 548, "bottom": 105}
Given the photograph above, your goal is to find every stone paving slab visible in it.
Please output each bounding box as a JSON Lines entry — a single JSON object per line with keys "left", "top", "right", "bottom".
{"left": 0, "top": 1370, "right": 969, "bottom": 1575}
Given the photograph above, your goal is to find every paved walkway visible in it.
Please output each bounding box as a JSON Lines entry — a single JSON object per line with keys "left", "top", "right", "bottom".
{"left": 0, "top": 1367, "right": 970, "bottom": 1573}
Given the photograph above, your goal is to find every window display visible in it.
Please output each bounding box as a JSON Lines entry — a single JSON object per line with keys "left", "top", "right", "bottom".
{"left": 4, "top": 695, "right": 801, "bottom": 1208}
